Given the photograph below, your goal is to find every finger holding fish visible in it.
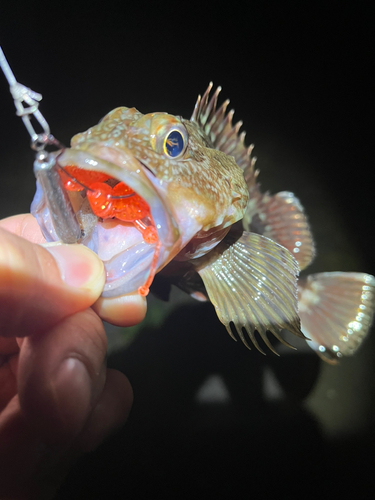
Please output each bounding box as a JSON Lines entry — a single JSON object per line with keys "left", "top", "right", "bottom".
{"left": 0, "top": 223, "right": 106, "bottom": 337}
{"left": 0, "top": 214, "right": 147, "bottom": 328}
{"left": 93, "top": 293, "right": 147, "bottom": 327}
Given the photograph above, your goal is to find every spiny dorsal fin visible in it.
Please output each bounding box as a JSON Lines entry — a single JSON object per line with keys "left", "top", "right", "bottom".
{"left": 191, "top": 83, "right": 258, "bottom": 188}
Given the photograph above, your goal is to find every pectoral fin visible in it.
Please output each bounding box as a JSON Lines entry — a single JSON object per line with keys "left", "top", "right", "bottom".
{"left": 243, "top": 190, "right": 315, "bottom": 271}
{"left": 298, "top": 272, "right": 375, "bottom": 364}
{"left": 194, "top": 232, "right": 304, "bottom": 355}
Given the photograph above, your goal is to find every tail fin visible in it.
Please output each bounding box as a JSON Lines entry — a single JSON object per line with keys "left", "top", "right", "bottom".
{"left": 298, "top": 272, "right": 375, "bottom": 364}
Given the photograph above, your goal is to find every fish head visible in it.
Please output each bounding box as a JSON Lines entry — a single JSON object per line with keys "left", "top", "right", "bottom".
{"left": 32, "top": 106, "right": 248, "bottom": 297}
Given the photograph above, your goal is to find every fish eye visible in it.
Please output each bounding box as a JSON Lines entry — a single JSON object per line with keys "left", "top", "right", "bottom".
{"left": 149, "top": 115, "right": 188, "bottom": 158}
{"left": 163, "top": 129, "right": 186, "bottom": 158}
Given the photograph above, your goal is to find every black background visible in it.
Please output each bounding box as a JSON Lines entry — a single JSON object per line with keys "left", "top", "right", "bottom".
{"left": 0, "top": 1, "right": 374, "bottom": 498}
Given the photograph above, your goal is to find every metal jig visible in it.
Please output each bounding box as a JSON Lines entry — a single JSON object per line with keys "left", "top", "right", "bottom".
{"left": 0, "top": 46, "right": 81, "bottom": 242}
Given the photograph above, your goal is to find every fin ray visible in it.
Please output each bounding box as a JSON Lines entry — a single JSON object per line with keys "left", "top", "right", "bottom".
{"left": 191, "top": 84, "right": 257, "bottom": 187}
{"left": 243, "top": 190, "right": 315, "bottom": 271}
{"left": 224, "top": 264, "right": 276, "bottom": 354}
{"left": 195, "top": 232, "right": 304, "bottom": 354}
{"left": 298, "top": 272, "right": 375, "bottom": 363}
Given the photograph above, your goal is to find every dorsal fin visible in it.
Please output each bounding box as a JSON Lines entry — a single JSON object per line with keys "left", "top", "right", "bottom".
{"left": 243, "top": 190, "right": 316, "bottom": 271}
{"left": 191, "top": 83, "right": 258, "bottom": 189}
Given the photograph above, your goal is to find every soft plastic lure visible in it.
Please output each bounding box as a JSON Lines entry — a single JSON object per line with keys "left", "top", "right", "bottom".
{"left": 58, "top": 165, "right": 160, "bottom": 295}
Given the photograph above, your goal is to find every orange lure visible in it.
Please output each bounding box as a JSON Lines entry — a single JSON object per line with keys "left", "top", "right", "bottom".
{"left": 59, "top": 165, "right": 160, "bottom": 296}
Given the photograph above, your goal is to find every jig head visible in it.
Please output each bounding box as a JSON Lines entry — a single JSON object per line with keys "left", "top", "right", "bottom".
{"left": 0, "top": 46, "right": 81, "bottom": 243}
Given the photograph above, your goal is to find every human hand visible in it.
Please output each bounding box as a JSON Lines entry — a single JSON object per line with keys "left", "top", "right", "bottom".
{"left": 0, "top": 214, "right": 147, "bottom": 499}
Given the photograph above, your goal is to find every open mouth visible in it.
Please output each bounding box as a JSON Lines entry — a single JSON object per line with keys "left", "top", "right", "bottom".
{"left": 31, "top": 145, "right": 180, "bottom": 297}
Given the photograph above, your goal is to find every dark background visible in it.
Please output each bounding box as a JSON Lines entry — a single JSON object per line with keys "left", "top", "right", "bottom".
{"left": 1, "top": 1, "right": 374, "bottom": 498}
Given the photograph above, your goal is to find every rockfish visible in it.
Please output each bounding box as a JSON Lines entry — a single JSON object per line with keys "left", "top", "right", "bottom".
{"left": 31, "top": 83, "right": 375, "bottom": 363}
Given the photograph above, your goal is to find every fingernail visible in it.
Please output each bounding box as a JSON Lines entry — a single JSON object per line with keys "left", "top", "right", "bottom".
{"left": 53, "top": 358, "right": 92, "bottom": 435}
{"left": 45, "top": 244, "right": 105, "bottom": 289}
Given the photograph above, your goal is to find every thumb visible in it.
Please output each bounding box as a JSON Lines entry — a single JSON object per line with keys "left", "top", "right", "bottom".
{"left": 0, "top": 227, "right": 105, "bottom": 338}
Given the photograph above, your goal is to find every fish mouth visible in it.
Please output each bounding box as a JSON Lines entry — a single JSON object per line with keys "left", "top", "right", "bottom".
{"left": 46, "top": 144, "right": 180, "bottom": 297}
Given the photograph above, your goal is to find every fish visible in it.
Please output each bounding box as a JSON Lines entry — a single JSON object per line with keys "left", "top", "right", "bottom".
{"left": 30, "top": 83, "right": 375, "bottom": 363}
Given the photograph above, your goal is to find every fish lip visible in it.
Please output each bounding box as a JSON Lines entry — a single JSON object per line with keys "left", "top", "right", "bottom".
{"left": 139, "top": 160, "right": 156, "bottom": 177}
{"left": 56, "top": 145, "right": 181, "bottom": 297}
{"left": 57, "top": 145, "right": 180, "bottom": 250}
